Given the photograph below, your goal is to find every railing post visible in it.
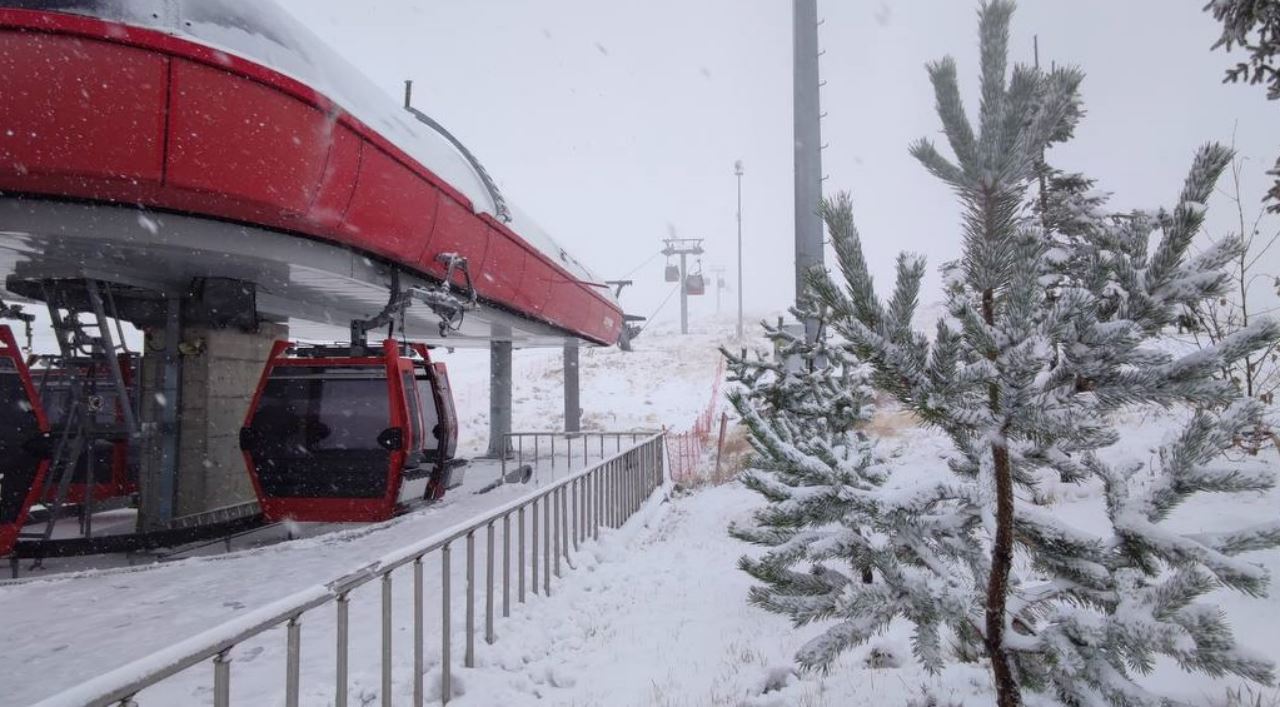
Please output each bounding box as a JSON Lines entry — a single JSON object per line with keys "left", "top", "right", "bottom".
{"left": 606, "top": 465, "right": 612, "bottom": 533}
{"left": 336, "top": 593, "right": 349, "bottom": 707}
{"left": 502, "top": 513, "right": 511, "bottom": 618}
{"left": 594, "top": 467, "right": 602, "bottom": 540}
{"left": 624, "top": 455, "right": 632, "bottom": 520}
{"left": 638, "top": 446, "right": 646, "bottom": 503}
{"left": 571, "top": 479, "right": 580, "bottom": 551}
{"left": 485, "top": 522, "right": 496, "bottom": 644}
{"left": 531, "top": 501, "right": 539, "bottom": 595}
{"left": 465, "top": 531, "right": 476, "bottom": 668}
{"left": 649, "top": 440, "right": 657, "bottom": 492}
{"left": 212, "top": 648, "right": 230, "bottom": 707}
{"left": 543, "top": 494, "right": 551, "bottom": 595}
{"left": 441, "top": 544, "right": 452, "bottom": 704}
{"left": 413, "top": 557, "right": 424, "bottom": 707}
{"left": 381, "top": 572, "right": 393, "bottom": 707}
{"left": 565, "top": 484, "right": 576, "bottom": 560}
{"left": 286, "top": 617, "right": 301, "bottom": 707}
{"left": 585, "top": 473, "right": 594, "bottom": 541}
{"left": 519, "top": 507, "right": 527, "bottom": 602}
{"left": 601, "top": 462, "right": 609, "bottom": 529}
{"left": 643, "top": 444, "right": 649, "bottom": 494}
{"left": 633, "top": 451, "right": 641, "bottom": 513}
{"left": 651, "top": 439, "right": 658, "bottom": 490}
{"left": 553, "top": 487, "right": 562, "bottom": 578}
{"left": 659, "top": 434, "right": 666, "bottom": 483}
{"left": 616, "top": 459, "right": 624, "bottom": 525}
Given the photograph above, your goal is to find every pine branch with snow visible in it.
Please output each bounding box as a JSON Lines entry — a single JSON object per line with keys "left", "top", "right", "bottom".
{"left": 1205, "top": 0, "right": 1280, "bottom": 210}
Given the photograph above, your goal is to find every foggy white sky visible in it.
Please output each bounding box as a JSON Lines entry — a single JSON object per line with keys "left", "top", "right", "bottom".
{"left": 277, "top": 0, "right": 1280, "bottom": 329}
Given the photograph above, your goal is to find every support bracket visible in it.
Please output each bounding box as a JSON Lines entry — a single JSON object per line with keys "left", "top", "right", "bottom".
{"left": 408, "top": 253, "right": 478, "bottom": 338}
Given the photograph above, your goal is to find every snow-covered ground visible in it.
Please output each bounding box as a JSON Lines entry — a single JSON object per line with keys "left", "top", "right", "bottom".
{"left": 446, "top": 475, "right": 993, "bottom": 707}
{"left": 438, "top": 407, "right": 1280, "bottom": 707}
{"left": 3, "top": 318, "right": 1277, "bottom": 706}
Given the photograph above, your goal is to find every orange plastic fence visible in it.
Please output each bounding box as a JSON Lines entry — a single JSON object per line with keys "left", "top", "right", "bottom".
{"left": 665, "top": 357, "right": 726, "bottom": 484}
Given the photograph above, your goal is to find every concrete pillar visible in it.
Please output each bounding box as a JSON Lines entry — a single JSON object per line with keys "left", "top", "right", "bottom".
{"left": 136, "top": 299, "right": 182, "bottom": 531}
{"left": 486, "top": 340, "right": 512, "bottom": 458}
{"left": 563, "top": 341, "right": 580, "bottom": 433}
{"left": 171, "top": 322, "right": 285, "bottom": 518}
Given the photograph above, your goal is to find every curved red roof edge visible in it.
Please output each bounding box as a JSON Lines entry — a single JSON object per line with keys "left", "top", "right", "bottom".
{"left": 0, "top": 8, "right": 622, "bottom": 345}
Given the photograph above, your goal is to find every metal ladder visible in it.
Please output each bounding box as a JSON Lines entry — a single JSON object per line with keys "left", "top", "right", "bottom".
{"left": 20, "top": 281, "right": 138, "bottom": 556}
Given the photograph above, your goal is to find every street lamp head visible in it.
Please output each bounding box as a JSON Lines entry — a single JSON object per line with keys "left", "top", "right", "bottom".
{"left": 734, "top": 160, "right": 744, "bottom": 176}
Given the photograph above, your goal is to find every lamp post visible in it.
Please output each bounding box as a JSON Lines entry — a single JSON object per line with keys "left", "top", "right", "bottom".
{"left": 734, "top": 160, "right": 744, "bottom": 339}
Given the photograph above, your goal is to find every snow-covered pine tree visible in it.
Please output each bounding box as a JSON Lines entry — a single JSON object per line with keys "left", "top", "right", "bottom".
{"left": 803, "top": 1, "right": 1280, "bottom": 704}
{"left": 723, "top": 304, "right": 890, "bottom": 651}
{"left": 726, "top": 305, "right": 999, "bottom": 676}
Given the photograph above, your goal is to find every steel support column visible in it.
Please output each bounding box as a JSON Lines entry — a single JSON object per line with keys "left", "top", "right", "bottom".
{"left": 486, "top": 340, "right": 513, "bottom": 458}
{"left": 140, "top": 295, "right": 182, "bottom": 529}
{"left": 563, "top": 341, "right": 580, "bottom": 433}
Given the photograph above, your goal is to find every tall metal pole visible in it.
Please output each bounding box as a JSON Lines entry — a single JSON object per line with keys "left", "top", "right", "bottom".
{"left": 679, "top": 252, "right": 689, "bottom": 335}
{"left": 793, "top": 0, "right": 824, "bottom": 341}
{"left": 735, "top": 161, "right": 744, "bottom": 339}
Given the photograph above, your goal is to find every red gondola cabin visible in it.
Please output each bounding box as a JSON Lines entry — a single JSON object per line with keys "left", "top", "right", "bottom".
{"left": 240, "top": 339, "right": 460, "bottom": 523}
{"left": 0, "top": 325, "right": 49, "bottom": 555}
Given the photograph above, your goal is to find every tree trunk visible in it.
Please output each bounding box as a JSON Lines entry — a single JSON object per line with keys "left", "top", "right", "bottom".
{"left": 986, "top": 443, "right": 1019, "bottom": 707}
{"left": 982, "top": 286, "right": 1020, "bottom": 707}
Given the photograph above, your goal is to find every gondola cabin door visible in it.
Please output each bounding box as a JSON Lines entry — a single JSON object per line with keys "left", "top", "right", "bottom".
{"left": 407, "top": 344, "right": 460, "bottom": 501}
{"left": 0, "top": 326, "right": 50, "bottom": 555}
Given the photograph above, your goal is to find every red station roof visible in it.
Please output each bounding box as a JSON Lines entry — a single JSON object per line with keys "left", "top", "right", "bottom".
{"left": 0, "top": 1, "right": 622, "bottom": 345}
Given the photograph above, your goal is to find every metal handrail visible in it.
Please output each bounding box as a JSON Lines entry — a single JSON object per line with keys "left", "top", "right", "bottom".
{"left": 501, "top": 430, "right": 661, "bottom": 481}
{"left": 36, "top": 432, "right": 667, "bottom": 707}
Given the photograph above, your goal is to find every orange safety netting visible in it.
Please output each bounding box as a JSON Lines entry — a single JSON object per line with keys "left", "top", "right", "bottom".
{"left": 665, "top": 358, "right": 726, "bottom": 484}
